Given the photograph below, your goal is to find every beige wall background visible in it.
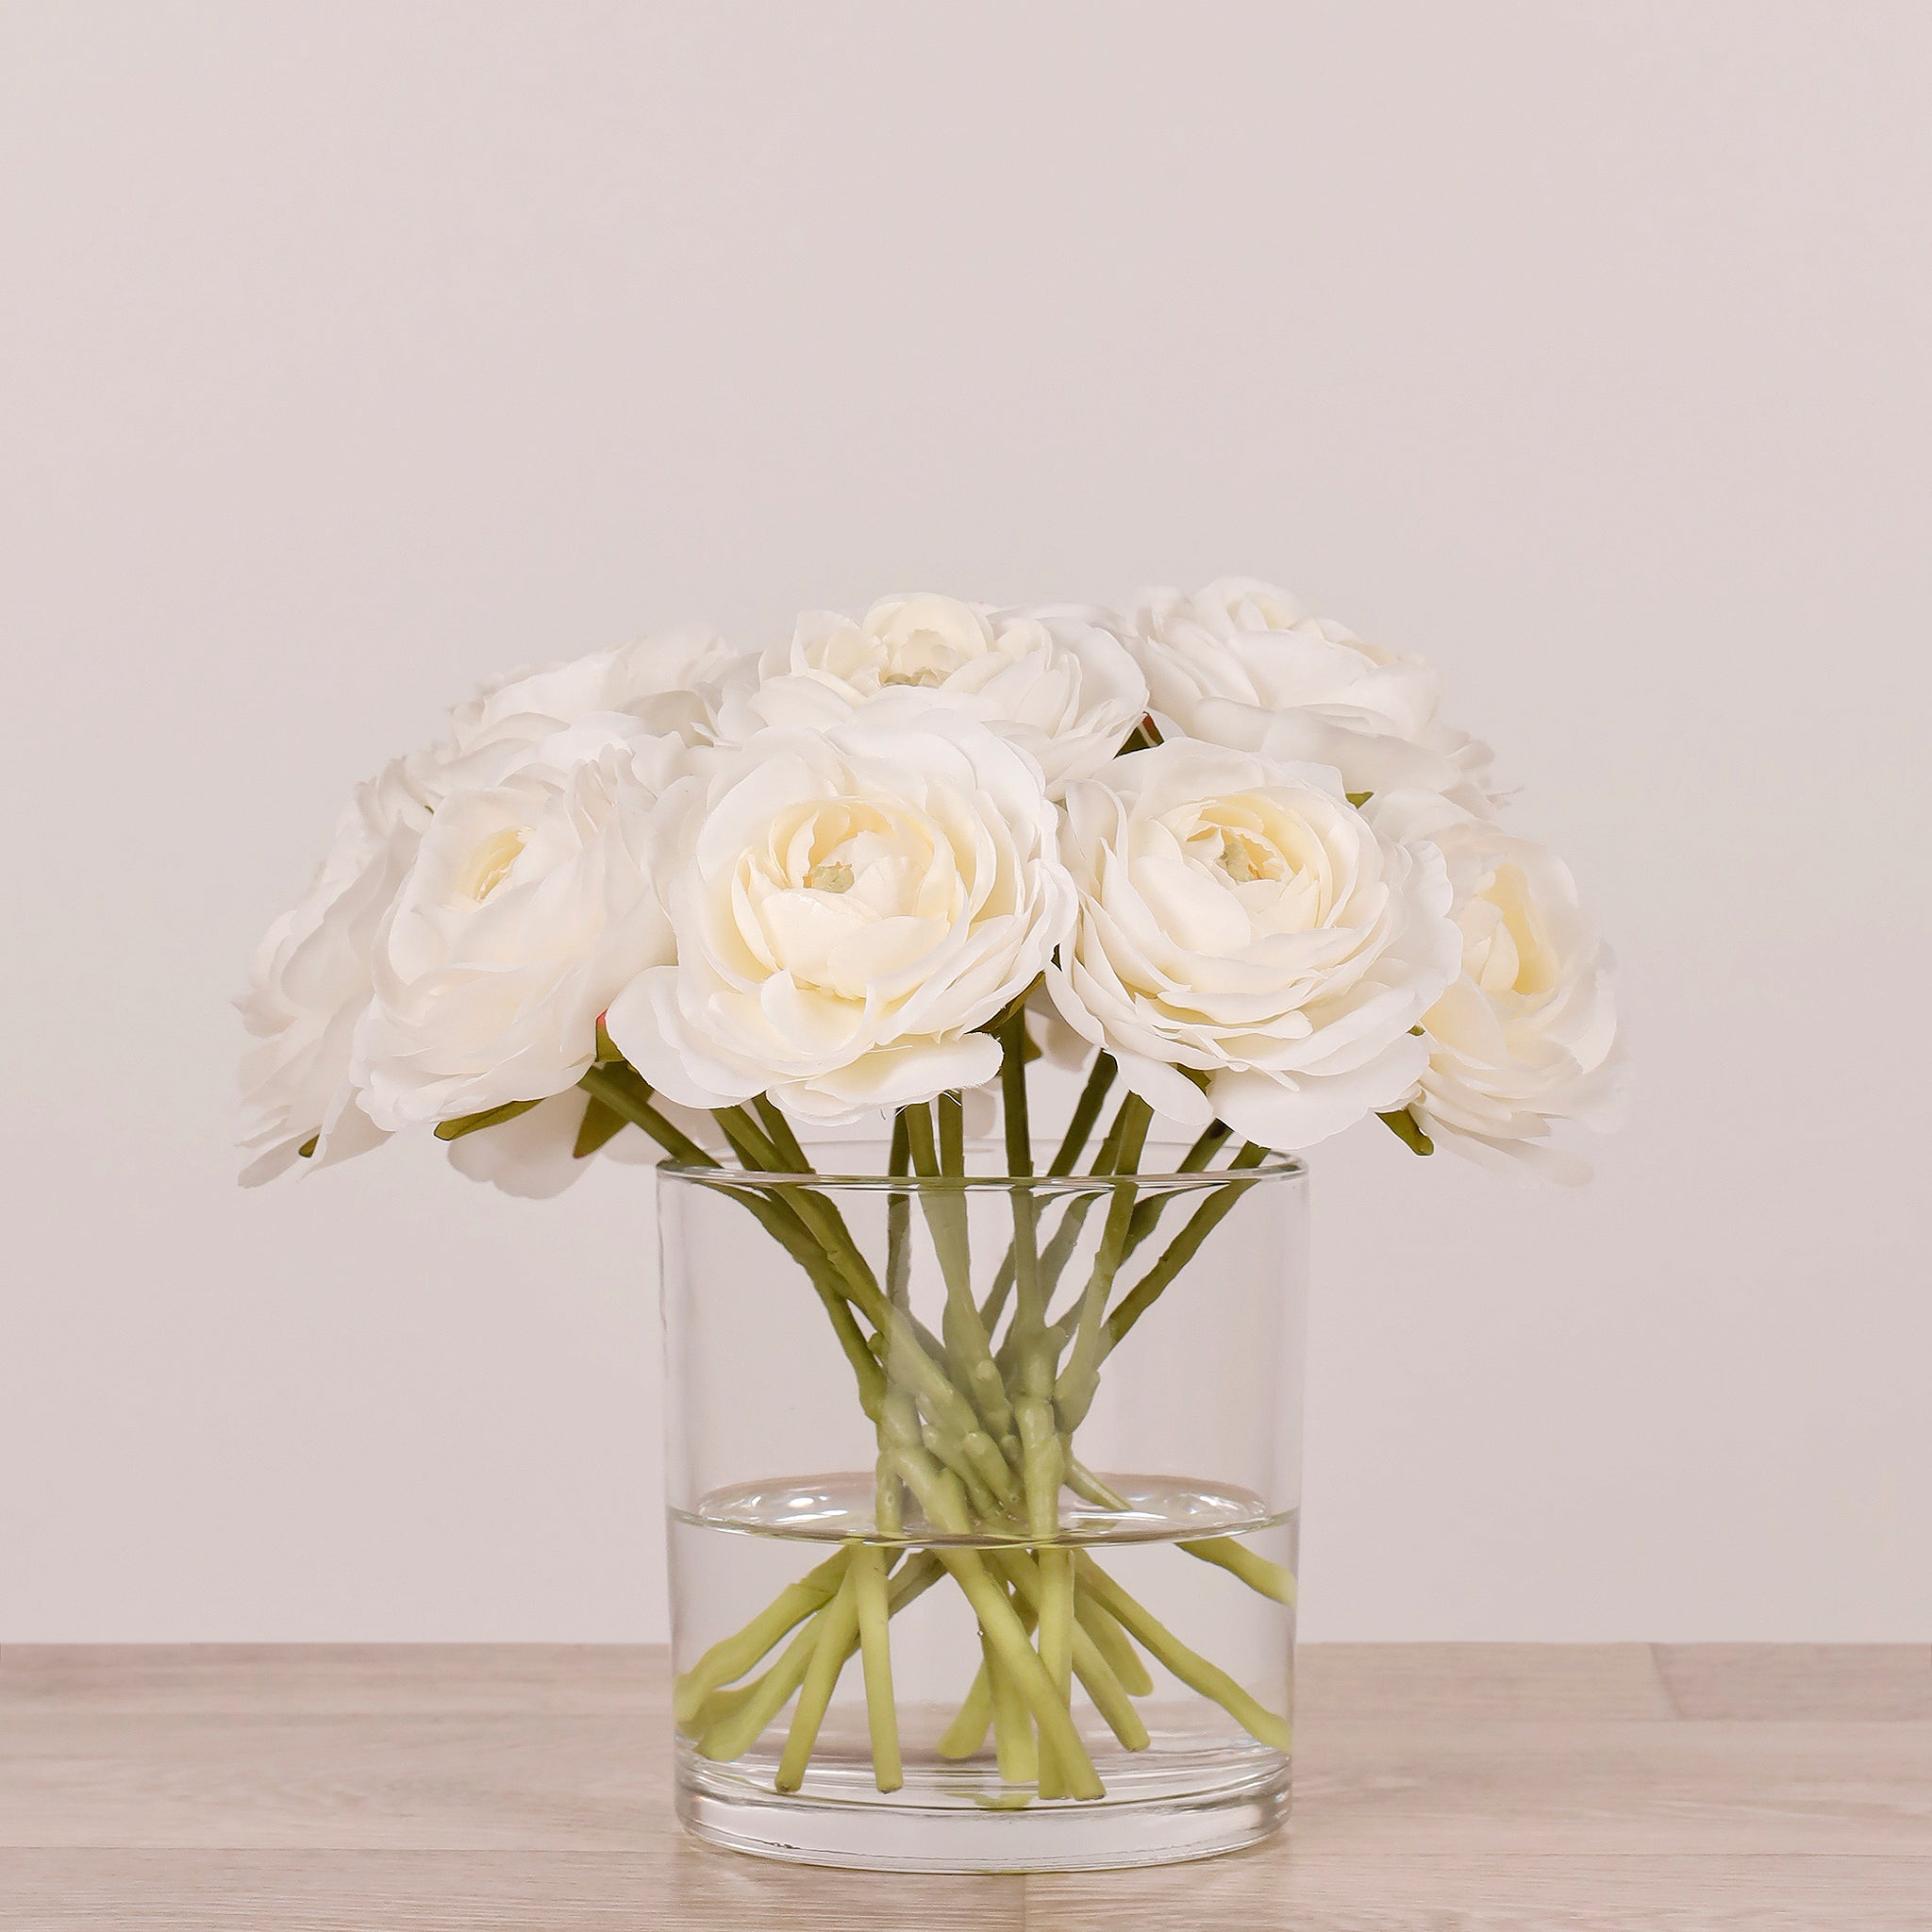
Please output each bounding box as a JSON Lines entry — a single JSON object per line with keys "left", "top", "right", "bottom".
{"left": 3, "top": 1, "right": 1927, "bottom": 1641}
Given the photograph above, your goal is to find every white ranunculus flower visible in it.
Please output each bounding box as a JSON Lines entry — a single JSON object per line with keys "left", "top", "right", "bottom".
{"left": 353, "top": 725, "right": 687, "bottom": 1131}
{"left": 352, "top": 630, "right": 736, "bottom": 834}
{"left": 237, "top": 765, "right": 427, "bottom": 1186}
{"left": 451, "top": 626, "right": 736, "bottom": 758}
{"left": 711, "top": 592, "right": 1147, "bottom": 796}
{"left": 606, "top": 699, "right": 1075, "bottom": 1122}
{"left": 1126, "top": 577, "right": 1497, "bottom": 810}
{"left": 1045, "top": 741, "right": 1461, "bottom": 1149}
{"left": 1370, "top": 793, "right": 1624, "bottom": 1182}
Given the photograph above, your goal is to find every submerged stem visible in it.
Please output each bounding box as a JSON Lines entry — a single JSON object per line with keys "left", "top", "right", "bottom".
{"left": 673, "top": 1546, "right": 850, "bottom": 1726}
{"left": 995, "top": 1548, "right": 1149, "bottom": 1752}
{"left": 852, "top": 1544, "right": 903, "bottom": 1790}
{"left": 1179, "top": 1537, "right": 1297, "bottom": 1606}
{"left": 941, "top": 1548, "right": 1103, "bottom": 1799}
{"left": 936, "top": 1656, "right": 995, "bottom": 1761}
{"left": 985, "top": 1627, "right": 1036, "bottom": 1784}
{"left": 1075, "top": 1554, "right": 1291, "bottom": 1753}
{"left": 774, "top": 1562, "right": 860, "bottom": 1791}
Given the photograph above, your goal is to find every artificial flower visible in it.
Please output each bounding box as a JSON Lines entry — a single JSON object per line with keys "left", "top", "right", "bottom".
{"left": 1126, "top": 576, "right": 1496, "bottom": 809}
{"left": 1046, "top": 740, "right": 1461, "bottom": 1147}
{"left": 605, "top": 698, "right": 1074, "bottom": 1121}
{"left": 236, "top": 764, "right": 425, "bottom": 1185}
{"left": 354, "top": 724, "right": 687, "bottom": 1131}
{"left": 711, "top": 592, "right": 1146, "bottom": 796}
{"left": 1371, "top": 791, "right": 1624, "bottom": 1180}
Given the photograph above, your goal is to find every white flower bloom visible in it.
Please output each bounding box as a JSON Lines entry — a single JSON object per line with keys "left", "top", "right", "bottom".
{"left": 712, "top": 592, "right": 1147, "bottom": 796}
{"left": 607, "top": 699, "right": 1074, "bottom": 1122}
{"left": 237, "top": 767, "right": 426, "bottom": 1185}
{"left": 354, "top": 726, "right": 687, "bottom": 1131}
{"left": 349, "top": 630, "right": 735, "bottom": 834}
{"left": 452, "top": 626, "right": 735, "bottom": 758}
{"left": 1370, "top": 793, "right": 1624, "bottom": 1182}
{"left": 1126, "top": 577, "right": 1497, "bottom": 809}
{"left": 1045, "top": 741, "right": 1461, "bottom": 1149}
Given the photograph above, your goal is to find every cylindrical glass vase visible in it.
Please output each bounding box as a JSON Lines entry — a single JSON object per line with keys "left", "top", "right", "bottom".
{"left": 657, "top": 1141, "right": 1307, "bottom": 1873}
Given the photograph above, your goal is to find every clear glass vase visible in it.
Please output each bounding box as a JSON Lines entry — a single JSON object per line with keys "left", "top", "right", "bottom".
{"left": 657, "top": 1138, "right": 1307, "bottom": 1873}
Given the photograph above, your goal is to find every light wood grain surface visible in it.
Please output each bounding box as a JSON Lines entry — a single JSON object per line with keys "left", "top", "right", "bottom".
{"left": 2, "top": 1644, "right": 1926, "bottom": 1929}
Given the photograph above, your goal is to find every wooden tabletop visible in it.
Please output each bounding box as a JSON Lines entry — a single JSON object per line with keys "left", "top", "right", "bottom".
{"left": 2, "top": 1643, "right": 1927, "bottom": 1928}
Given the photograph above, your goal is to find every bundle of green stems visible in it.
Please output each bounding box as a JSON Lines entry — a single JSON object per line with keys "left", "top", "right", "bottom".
{"left": 561, "top": 1008, "right": 1294, "bottom": 1802}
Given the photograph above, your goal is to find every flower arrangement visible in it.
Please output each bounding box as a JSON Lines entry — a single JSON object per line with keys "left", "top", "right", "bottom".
{"left": 242, "top": 579, "right": 1621, "bottom": 1815}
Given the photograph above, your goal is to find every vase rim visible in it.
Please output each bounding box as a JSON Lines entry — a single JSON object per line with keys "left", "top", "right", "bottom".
{"left": 657, "top": 1147, "right": 1307, "bottom": 1192}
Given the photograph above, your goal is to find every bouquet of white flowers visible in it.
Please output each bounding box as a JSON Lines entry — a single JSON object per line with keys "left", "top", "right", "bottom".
{"left": 241, "top": 580, "right": 1622, "bottom": 1832}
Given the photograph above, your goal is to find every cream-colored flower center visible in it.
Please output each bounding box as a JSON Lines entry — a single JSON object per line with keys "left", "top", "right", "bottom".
{"left": 455, "top": 827, "right": 525, "bottom": 904}
{"left": 1139, "top": 791, "right": 1335, "bottom": 945}
{"left": 1462, "top": 861, "right": 1558, "bottom": 995}
{"left": 1211, "top": 826, "right": 1286, "bottom": 885}
{"left": 796, "top": 594, "right": 1023, "bottom": 699}
{"left": 729, "top": 798, "right": 972, "bottom": 1001}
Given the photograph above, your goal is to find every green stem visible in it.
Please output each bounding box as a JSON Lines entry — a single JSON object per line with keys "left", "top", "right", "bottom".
{"left": 695, "top": 1615, "right": 824, "bottom": 1761}
{"left": 774, "top": 1562, "right": 860, "bottom": 1790}
{"left": 998, "top": 1011, "right": 1034, "bottom": 1182}
{"left": 1179, "top": 1537, "right": 1297, "bottom": 1607}
{"left": 886, "top": 1109, "right": 912, "bottom": 1311}
{"left": 751, "top": 1095, "right": 810, "bottom": 1172}
{"left": 1074, "top": 1591, "right": 1154, "bottom": 1700}
{"left": 877, "top": 1412, "right": 976, "bottom": 1538}
{"left": 576, "top": 1063, "right": 708, "bottom": 1164}
{"left": 904, "top": 1104, "right": 1012, "bottom": 1447}
{"left": 852, "top": 1544, "right": 903, "bottom": 1790}
{"left": 711, "top": 1104, "right": 784, "bottom": 1170}
{"left": 1053, "top": 1094, "right": 1155, "bottom": 1431}
{"left": 1100, "top": 1143, "right": 1271, "bottom": 1358}
{"left": 575, "top": 1070, "right": 888, "bottom": 1424}
{"left": 1049, "top": 1052, "right": 1118, "bottom": 1175}
{"left": 936, "top": 1657, "right": 994, "bottom": 1760}
{"left": 719, "top": 1105, "right": 1005, "bottom": 1496}
{"left": 673, "top": 1546, "right": 850, "bottom": 1725}
{"left": 1115, "top": 1120, "right": 1232, "bottom": 1259}
{"left": 1075, "top": 1555, "right": 1291, "bottom": 1753}
{"left": 710, "top": 1178, "right": 886, "bottom": 1419}
{"left": 997, "top": 1009, "right": 1065, "bottom": 1543}
{"left": 982, "top": 1084, "right": 1130, "bottom": 1340}
{"left": 697, "top": 1552, "right": 943, "bottom": 1765}
{"left": 995, "top": 1549, "right": 1149, "bottom": 1752}
{"left": 938, "top": 1088, "right": 965, "bottom": 1174}
{"left": 985, "top": 1627, "right": 1037, "bottom": 1784}
{"left": 940, "top": 1548, "right": 1103, "bottom": 1799}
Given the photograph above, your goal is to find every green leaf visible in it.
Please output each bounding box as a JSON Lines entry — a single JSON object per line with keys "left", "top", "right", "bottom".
{"left": 1118, "top": 715, "right": 1164, "bottom": 755}
{"left": 573, "top": 1095, "right": 627, "bottom": 1158}
{"left": 434, "top": 1098, "right": 541, "bottom": 1141}
{"left": 297, "top": 1135, "right": 319, "bottom": 1158}
{"left": 1377, "top": 1108, "right": 1434, "bottom": 1157}
{"left": 1346, "top": 791, "right": 1373, "bottom": 808}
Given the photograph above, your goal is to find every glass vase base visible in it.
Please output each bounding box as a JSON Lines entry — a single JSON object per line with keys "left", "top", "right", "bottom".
{"left": 675, "top": 1740, "right": 1290, "bottom": 1874}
